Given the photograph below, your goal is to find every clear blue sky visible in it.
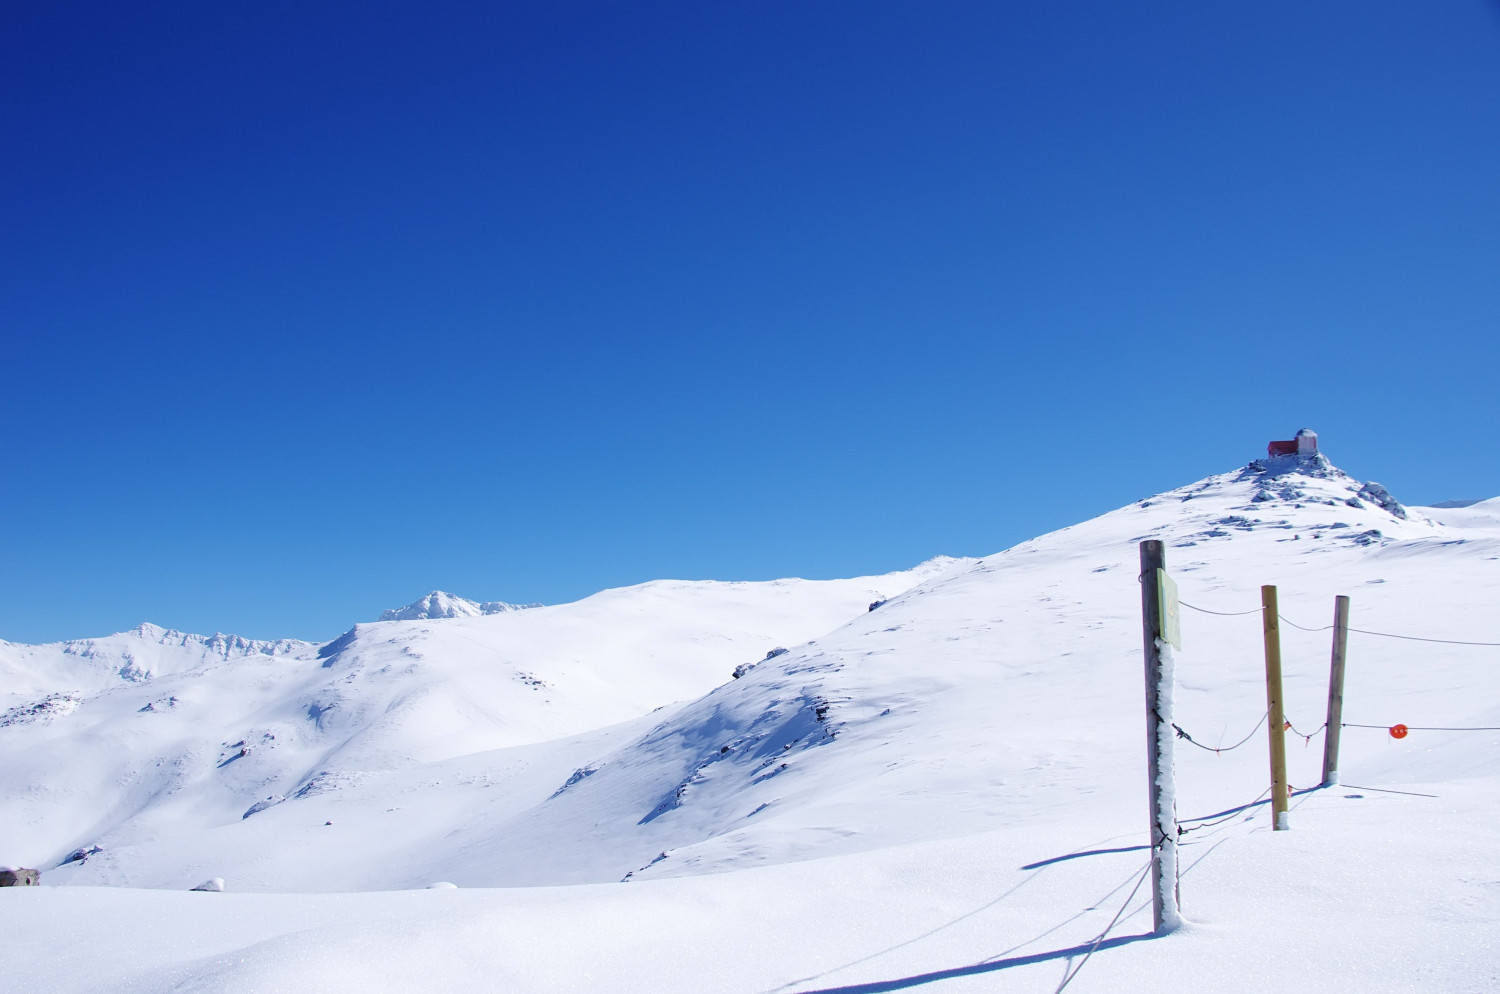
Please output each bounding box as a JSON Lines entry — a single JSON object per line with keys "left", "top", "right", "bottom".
{"left": 4, "top": 2, "right": 1499, "bottom": 644}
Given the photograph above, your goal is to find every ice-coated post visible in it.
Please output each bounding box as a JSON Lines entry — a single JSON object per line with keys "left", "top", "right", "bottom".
{"left": 1321, "top": 595, "right": 1350, "bottom": 786}
{"left": 1140, "top": 540, "right": 1180, "bottom": 931}
{"left": 1261, "top": 585, "right": 1290, "bottom": 830}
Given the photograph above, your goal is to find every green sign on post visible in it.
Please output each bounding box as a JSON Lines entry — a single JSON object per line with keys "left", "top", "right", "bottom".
{"left": 1157, "top": 568, "right": 1181, "bottom": 650}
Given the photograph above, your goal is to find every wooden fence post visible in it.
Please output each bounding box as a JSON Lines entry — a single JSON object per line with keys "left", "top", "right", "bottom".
{"left": 1140, "top": 540, "right": 1180, "bottom": 930}
{"left": 1321, "top": 595, "right": 1350, "bottom": 786}
{"left": 1261, "top": 585, "right": 1290, "bottom": 830}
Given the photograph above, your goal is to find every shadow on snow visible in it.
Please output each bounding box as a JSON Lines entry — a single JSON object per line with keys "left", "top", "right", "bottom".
{"left": 788, "top": 933, "right": 1156, "bottom": 993}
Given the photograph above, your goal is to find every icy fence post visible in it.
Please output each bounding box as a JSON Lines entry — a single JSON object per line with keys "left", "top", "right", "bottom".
{"left": 1321, "top": 595, "right": 1351, "bottom": 786}
{"left": 1139, "top": 540, "right": 1180, "bottom": 931}
{"left": 1261, "top": 585, "right": 1291, "bottom": 830}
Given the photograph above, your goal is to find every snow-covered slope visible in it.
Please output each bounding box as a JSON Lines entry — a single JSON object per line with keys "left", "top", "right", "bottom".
{"left": 1416, "top": 494, "right": 1500, "bottom": 530}
{"left": 0, "top": 559, "right": 963, "bottom": 888}
{"left": 3, "top": 447, "right": 1497, "bottom": 993}
{"left": 412, "top": 450, "right": 1498, "bottom": 887}
{"left": 0, "top": 624, "right": 313, "bottom": 698}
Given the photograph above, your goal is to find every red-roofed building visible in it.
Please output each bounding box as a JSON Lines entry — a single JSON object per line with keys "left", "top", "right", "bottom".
{"left": 1268, "top": 429, "right": 1318, "bottom": 459}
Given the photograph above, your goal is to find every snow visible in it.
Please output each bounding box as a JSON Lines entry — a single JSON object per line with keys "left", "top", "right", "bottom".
{"left": 0, "top": 558, "right": 964, "bottom": 890}
{"left": 376, "top": 590, "right": 541, "bottom": 622}
{"left": 1416, "top": 495, "right": 1500, "bottom": 530}
{"left": 1, "top": 449, "right": 1497, "bottom": 992}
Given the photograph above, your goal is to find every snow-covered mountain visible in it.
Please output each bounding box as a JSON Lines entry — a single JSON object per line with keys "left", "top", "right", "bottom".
{"left": 377, "top": 590, "right": 542, "bottom": 622}
{"left": 0, "top": 623, "right": 314, "bottom": 698}
{"left": 1417, "top": 494, "right": 1500, "bottom": 530}
{"left": 0, "top": 557, "right": 966, "bottom": 889}
{"left": 2, "top": 442, "right": 1497, "bottom": 993}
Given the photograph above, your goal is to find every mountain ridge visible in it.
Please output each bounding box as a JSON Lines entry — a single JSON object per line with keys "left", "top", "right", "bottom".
{"left": 2, "top": 446, "right": 1496, "bottom": 900}
{"left": 0, "top": 559, "right": 968, "bottom": 884}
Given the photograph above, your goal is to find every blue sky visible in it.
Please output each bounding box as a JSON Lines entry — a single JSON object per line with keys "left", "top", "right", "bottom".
{"left": 4, "top": 2, "right": 1499, "bottom": 644}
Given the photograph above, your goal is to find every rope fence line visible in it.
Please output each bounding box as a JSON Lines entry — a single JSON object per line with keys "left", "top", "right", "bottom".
{"left": 1172, "top": 777, "right": 1435, "bottom": 842}
{"left": 1138, "top": 560, "right": 1490, "bottom": 944}
{"left": 1178, "top": 600, "right": 1260, "bottom": 617}
{"left": 1273, "top": 615, "right": 1328, "bottom": 633}
{"left": 1339, "top": 783, "right": 1440, "bottom": 798}
{"left": 1176, "top": 787, "right": 1273, "bottom": 836}
{"left": 1285, "top": 719, "right": 1326, "bottom": 745}
{"left": 1172, "top": 716, "right": 1499, "bottom": 745}
{"left": 1341, "top": 629, "right": 1500, "bottom": 647}
{"left": 1171, "top": 712, "right": 1267, "bottom": 754}
{"left": 1280, "top": 614, "right": 1500, "bottom": 646}
{"left": 1177, "top": 598, "right": 1500, "bottom": 647}
{"left": 1343, "top": 723, "right": 1500, "bottom": 732}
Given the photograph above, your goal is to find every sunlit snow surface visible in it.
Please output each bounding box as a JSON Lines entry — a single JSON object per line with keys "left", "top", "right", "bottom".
{"left": 2, "top": 456, "right": 1497, "bottom": 993}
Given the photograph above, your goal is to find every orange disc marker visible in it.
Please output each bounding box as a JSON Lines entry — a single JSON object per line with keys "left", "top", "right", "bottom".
{"left": 1389, "top": 724, "right": 1409, "bottom": 739}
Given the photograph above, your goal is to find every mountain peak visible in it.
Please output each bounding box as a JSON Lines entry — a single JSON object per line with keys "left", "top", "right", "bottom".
{"left": 1233, "top": 430, "right": 1409, "bottom": 519}
{"left": 377, "top": 591, "right": 542, "bottom": 622}
{"left": 1239, "top": 449, "right": 1346, "bottom": 483}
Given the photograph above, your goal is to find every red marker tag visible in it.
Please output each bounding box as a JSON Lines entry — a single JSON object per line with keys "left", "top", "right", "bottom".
{"left": 1284, "top": 721, "right": 1292, "bottom": 731}
{"left": 1389, "top": 724, "right": 1409, "bottom": 739}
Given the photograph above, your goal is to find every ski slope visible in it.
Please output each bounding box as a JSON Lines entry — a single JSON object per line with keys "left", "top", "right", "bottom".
{"left": 2, "top": 446, "right": 1496, "bottom": 993}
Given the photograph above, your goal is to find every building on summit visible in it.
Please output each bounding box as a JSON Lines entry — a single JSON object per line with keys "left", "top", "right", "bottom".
{"left": 1267, "top": 429, "right": 1318, "bottom": 459}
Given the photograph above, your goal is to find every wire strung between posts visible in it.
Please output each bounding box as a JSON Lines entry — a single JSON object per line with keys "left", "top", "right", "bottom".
{"left": 1179, "top": 599, "right": 1500, "bottom": 646}
{"left": 1343, "top": 722, "right": 1500, "bottom": 732}
{"left": 1345, "top": 628, "right": 1500, "bottom": 647}
{"left": 1171, "top": 711, "right": 1267, "bottom": 754}
{"left": 1177, "top": 787, "right": 1273, "bottom": 835}
{"left": 1179, "top": 600, "right": 1261, "bottom": 617}
{"left": 1278, "top": 613, "right": 1500, "bottom": 646}
{"left": 1340, "top": 783, "right": 1440, "bottom": 798}
{"left": 1275, "top": 615, "right": 1330, "bottom": 633}
{"left": 1052, "top": 862, "right": 1153, "bottom": 994}
{"left": 1286, "top": 720, "right": 1326, "bottom": 745}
